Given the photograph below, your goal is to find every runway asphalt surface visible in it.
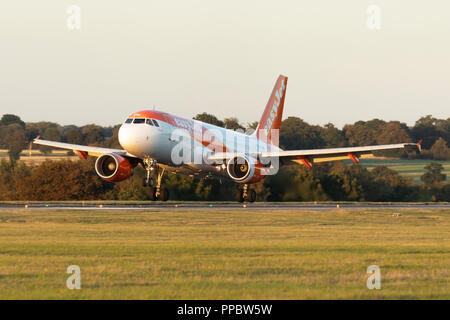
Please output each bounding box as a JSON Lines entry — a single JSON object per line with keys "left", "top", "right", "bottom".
{"left": 0, "top": 202, "right": 449, "bottom": 211}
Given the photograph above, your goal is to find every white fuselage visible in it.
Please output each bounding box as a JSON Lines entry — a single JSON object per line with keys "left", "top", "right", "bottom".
{"left": 118, "top": 111, "right": 281, "bottom": 178}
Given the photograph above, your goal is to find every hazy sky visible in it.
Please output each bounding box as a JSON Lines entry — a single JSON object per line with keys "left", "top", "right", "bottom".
{"left": 0, "top": 1, "right": 449, "bottom": 128}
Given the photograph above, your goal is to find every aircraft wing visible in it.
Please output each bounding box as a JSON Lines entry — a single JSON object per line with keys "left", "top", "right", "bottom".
{"left": 208, "top": 141, "right": 422, "bottom": 168}
{"left": 33, "top": 137, "right": 135, "bottom": 159}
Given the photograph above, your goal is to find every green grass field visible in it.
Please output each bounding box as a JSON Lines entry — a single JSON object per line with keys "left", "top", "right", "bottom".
{"left": 0, "top": 208, "right": 448, "bottom": 299}
{"left": 345, "top": 158, "right": 450, "bottom": 184}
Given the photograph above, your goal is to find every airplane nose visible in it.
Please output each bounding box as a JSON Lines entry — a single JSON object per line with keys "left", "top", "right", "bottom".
{"left": 119, "top": 125, "right": 141, "bottom": 154}
{"left": 118, "top": 124, "right": 152, "bottom": 157}
{"left": 118, "top": 124, "right": 133, "bottom": 150}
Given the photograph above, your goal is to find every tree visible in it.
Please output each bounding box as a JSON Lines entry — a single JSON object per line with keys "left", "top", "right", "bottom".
{"left": 223, "top": 117, "right": 244, "bottom": 131}
{"left": 193, "top": 113, "right": 224, "bottom": 127}
{"left": 25, "top": 121, "right": 60, "bottom": 137}
{"left": 38, "top": 127, "right": 62, "bottom": 154}
{"left": 81, "top": 125, "right": 104, "bottom": 145}
{"left": 0, "top": 123, "right": 26, "bottom": 164}
{"left": 344, "top": 119, "right": 386, "bottom": 146}
{"left": 0, "top": 123, "right": 25, "bottom": 148}
{"left": 14, "top": 159, "right": 110, "bottom": 200}
{"left": 0, "top": 160, "right": 29, "bottom": 200}
{"left": 64, "top": 128, "right": 83, "bottom": 144}
{"left": 376, "top": 121, "right": 413, "bottom": 157}
{"left": 370, "top": 166, "right": 407, "bottom": 188}
{"left": 0, "top": 114, "right": 25, "bottom": 127}
{"left": 102, "top": 125, "right": 122, "bottom": 148}
{"left": 421, "top": 163, "right": 446, "bottom": 186}
{"left": 376, "top": 121, "right": 412, "bottom": 144}
{"left": 8, "top": 142, "right": 23, "bottom": 165}
{"left": 281, "top": 168, "right": 328, "bottom": 201}
{"left": 43, "top": 127, "right": 61, "bottom": 141}
{"left": 25, "top": 127, "right": 40, "bottom": 143}
{"left": 280, "top": 117, "right": 325, "bottom": 150}
{"left": 368, "top": 165, "right": 412, "bottom": 201}
{"left": 435, "top": 118, "right": 450, "bottom": 146}
{"left": 430, "top": 137, "right": 450, "bottom": 160}
{"left": 411, "top": 115, "right": 441, "bottom": 149}
{"left": 320, "top": 123, "right": 346, "bottom": 147}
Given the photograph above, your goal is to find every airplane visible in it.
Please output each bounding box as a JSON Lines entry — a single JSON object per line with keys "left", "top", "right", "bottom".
{"left": 33, "top": 75, "right": 422, "bottom": 202}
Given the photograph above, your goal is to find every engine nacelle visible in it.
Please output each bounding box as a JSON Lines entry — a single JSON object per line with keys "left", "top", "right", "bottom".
{"left": 95, "top": 153, "right": 133, "bottom": 182}
{"left": 226, "top": 155, "right": 263, "bottom": 184}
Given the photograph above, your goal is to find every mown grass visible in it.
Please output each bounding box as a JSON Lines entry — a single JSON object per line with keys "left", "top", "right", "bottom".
{"left": 346, "top": 158, "right": 450, "bottom": 184}
{"left": 0, "top": 208, "right": 448, "bottom": 299}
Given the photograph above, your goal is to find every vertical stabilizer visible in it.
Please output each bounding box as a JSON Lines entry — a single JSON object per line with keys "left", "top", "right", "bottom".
{"left": 254, "top": 75, "right": 288, "bottom": 146}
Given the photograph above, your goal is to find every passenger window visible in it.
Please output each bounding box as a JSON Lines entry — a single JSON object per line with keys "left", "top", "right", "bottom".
{"left": 152, "top": 119, "right": 159, "bottom": 127}
{"left": 125, "top": 118, "right": 133, "bottom": 124}
{"left": 133, "top": 118, "right": 145, "bottom": 124}
{"left": 146, "top": 119, "right": 153, "bottom": 126}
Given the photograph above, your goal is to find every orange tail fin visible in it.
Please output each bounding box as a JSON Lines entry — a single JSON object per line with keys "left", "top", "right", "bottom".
{"left": 255, "top": 75, "right": 288, "bottom": 145}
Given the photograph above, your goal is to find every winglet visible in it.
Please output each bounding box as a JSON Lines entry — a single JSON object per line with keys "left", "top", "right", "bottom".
{"left": 416, "top": 139, "right": 423, "bottom": 153}
{"left": 34, "top": 135, "right": 40, "bottom": 141}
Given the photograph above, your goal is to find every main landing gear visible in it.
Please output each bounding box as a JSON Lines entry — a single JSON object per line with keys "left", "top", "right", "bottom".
{"left": 236, "top": 184, "right": 256, "bottom": 203}
{"left": 142, "top": 158, "right": 169, "bottom": 201}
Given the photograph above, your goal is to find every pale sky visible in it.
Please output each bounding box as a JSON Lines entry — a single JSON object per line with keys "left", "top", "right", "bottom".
{"left": 0, "top": 1, "right": 449, "bottom": 128}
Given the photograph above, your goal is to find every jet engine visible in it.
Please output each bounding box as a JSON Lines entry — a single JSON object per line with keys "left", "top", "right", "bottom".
{"left": 95, "top": 153, "right": 133, "bottom": 182}
{"left": 226, "top": 155, "right": 261, "bottom": 183}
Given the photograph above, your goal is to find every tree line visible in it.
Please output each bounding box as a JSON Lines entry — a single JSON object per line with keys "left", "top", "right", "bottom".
{"left": 0, "top": 158, "right": 448, "bottom": 202}
{"left": 0, "top": 113, "right": 448, "bottom": 202}
{"left": 1, "top": 113, "right": 448, "bottom": 163}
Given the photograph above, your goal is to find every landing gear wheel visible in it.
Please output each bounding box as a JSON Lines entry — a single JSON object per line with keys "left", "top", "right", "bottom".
{"left": 160, "top": 187, "right": 169, "bottom": 201}
{"left": 236, "top": 189, "right": 244, "bottom": 203}
{"left": 247, "top": 189, "right": 256, "bottom": 203}
{"left": 143, "top": 178, "right": 154, "bottom": 187}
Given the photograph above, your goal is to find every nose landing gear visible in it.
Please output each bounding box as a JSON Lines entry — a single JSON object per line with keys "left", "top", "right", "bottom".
{"left": 142, "top": 158, "right": 155, "bottom": 187}
{"left": 142, "top": 158, "right": 169, "bottom": 201}
{"left": 236, "top": 184, "right": 256, "bottom": 203}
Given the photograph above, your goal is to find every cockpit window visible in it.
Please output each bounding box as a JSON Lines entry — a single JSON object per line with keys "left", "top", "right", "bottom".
{"left": 133, "top": 118, "right": 145, "bottom": 124}
{"left": 125, "top": 118, "right": 133, "bottom": 124}
{"left": 152, "top": 119, "right": 160, "bottom": 127}
{"left": 146, "top": 119, "right": 153, "bottom": 126}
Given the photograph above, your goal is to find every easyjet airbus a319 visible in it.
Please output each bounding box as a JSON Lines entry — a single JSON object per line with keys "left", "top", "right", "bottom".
{"left": 34, "top": 75, "right": 421, "bottom": 202}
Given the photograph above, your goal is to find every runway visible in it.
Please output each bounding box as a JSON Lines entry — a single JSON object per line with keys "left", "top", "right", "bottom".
{"left": 0, "top": 202, "right": 449, "bottom": 211}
